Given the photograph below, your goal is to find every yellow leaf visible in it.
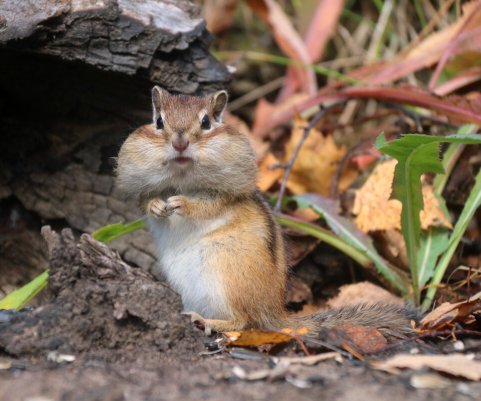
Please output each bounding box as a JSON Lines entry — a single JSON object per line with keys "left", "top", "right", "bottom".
{"left": 353, "top": 160, "right": 452, "bottom": 233}
{"left": 224, "top": 326, "right": 309, "bottom": 347}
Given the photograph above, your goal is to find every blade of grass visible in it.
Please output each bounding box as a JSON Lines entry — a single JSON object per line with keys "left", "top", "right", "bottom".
{"left": 92, "top": 219, "right": 146, "bottom": 243}
{"left": 0, "top": 270, "right": 48, "bottom": 310}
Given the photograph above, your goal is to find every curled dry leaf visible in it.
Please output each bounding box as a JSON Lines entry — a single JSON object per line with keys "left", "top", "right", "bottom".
{"left": 373, "top": 353, "right": 481, "bottom": 381}
{"left": 353, "top": 159, "right": 452, "bottom": 233}
{"left": 419, "top": 291, "right": 481, "bottom": 331}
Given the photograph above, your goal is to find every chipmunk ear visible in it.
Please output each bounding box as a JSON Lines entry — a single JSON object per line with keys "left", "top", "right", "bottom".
{"left": 211, "top": 90, "right": 228, "bottom": 122}
{"left": 152, "top": 86, "right": 169, "bottom": 115}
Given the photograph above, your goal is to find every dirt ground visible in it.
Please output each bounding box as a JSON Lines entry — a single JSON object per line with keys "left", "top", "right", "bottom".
{"left": 1, "top": 228, "right": 480, "bottom": 401}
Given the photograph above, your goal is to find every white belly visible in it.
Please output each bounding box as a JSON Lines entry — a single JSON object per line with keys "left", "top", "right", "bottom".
{"left": 148, "top": 214, "right": 231, "bottom": 319}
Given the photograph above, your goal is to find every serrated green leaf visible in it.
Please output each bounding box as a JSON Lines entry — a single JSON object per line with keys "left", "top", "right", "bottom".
{"left": 377, "top": 132, "right": 481, "bottom": 304}
{"left": 294, "top": 194, "right": 408, "bottom": 294}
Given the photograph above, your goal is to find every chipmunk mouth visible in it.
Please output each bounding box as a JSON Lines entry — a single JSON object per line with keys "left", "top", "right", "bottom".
{"left": 172, "top": 156, "right": 193, "bottom": 165}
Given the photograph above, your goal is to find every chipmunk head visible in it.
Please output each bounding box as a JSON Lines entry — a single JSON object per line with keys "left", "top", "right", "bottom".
{"left": 151, "top": 86, "right": 228, "bottom": 165}
{"left": 116, "top": 87, "right": 257, "bottom": 198}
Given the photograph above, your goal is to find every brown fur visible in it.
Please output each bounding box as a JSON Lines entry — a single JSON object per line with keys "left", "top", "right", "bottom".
{"left": 116, "top": 88, "right": 419, "bottom": 339}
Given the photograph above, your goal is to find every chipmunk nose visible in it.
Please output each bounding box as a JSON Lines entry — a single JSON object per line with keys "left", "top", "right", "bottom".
{"left": 172, "top": 137, "right": 189, "bottom": 152}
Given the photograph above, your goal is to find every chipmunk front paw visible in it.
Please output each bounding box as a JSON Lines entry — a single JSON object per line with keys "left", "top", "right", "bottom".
{"left": 182, "top": 311, "right": 211, "bottom": 335}
{"left": 146, "top": 198, "right": 171, "bottom": 218}
{"left": 165, "top": 195, "right": 190, "bottom": 216}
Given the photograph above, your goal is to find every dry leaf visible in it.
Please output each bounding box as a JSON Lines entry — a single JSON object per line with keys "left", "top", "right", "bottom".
{"left": 257, "top": 152, "right": 283, "bottom": 191}
{"left": 224, "top": 327, "right": 307, "bottom": 347}
{"left": 246, "top": 0, "right": 316, "bottom": 96}
{"left": 258, "top": 118, "right": 356, "bottom": 197}
{"left": 252, "top": 94, "right": 308, "bottom": 139}
{"left": 353, "top": 159, "right": 452, "bottom": 232}
{"left": 327, "top": 282, "right": 404, "bottom": 309}
{"left": 333, "top": 323, "right": 388, "bottom": 354}
{"left": 373, "top": 354, "right": 481, "bottom": 381}
{"left": 420, "top": 291, "right": 481, "bottom": 331}
{"left": 359, "top": 2, "right": 481, "bottom": 85}
{"left": 285, "top": 119, "right": 347, "bottom": 195}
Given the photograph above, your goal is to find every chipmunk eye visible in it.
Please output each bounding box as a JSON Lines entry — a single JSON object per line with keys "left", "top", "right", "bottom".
{"left": 156, "top": 116, "right": 164, "bottom": 130}
{"left": 201, "top": 115, "right": 211, "bottom": 130}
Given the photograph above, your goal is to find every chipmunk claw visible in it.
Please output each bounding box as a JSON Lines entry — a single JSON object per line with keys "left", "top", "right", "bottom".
{"left": 182, "top": 311, "right": 212, "bottom": 335}
{"left": 166, "top": 195, "right": 188, "bottom": 216}
{"left": 147, "top": 198, "right": 172, "bottom": 218}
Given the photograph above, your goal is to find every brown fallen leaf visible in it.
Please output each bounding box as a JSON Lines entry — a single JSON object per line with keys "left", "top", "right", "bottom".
{"left": 327, "top": 282, "right": 404, "bottom": 309}
{"left": 224, "top": 327, "right": 308, "bottom": 347}
{"left": 419, "top": 291, "right": 481, "bottom": 331}
{"left": 328, "top": 322, "right": 388, "bottom": 355}
{"left": 353, "top": 159, "right": 452, "bottom": 233}
{"left": 373, "top": 354, "right": 481, "bottom": 381}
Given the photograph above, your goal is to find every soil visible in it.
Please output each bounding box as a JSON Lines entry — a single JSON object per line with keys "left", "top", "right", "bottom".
{"left": 1, "top": 228, "right": 480, "bottom": 401}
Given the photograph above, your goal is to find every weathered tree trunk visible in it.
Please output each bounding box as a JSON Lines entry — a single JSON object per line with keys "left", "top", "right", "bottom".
{"left": 0, "top": 0, "right": 230, "bottom": 292}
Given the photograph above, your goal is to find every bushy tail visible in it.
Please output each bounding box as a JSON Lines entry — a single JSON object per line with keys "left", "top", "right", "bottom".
{"left": 282, "top": 303, "right": 421, "bottom": 341}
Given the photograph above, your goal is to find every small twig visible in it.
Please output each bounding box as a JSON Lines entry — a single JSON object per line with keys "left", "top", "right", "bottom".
{"left": 274, "top": 101, "right": 346, "bottom": 211}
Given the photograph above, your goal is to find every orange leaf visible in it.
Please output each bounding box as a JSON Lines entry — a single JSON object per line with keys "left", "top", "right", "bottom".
{"left": 224, "top": 328, "right": 301, "bottom": 347}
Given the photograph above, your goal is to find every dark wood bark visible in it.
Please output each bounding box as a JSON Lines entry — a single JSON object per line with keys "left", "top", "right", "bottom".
{"left": 0, "top": 0, "right": 230, "bottom": 291}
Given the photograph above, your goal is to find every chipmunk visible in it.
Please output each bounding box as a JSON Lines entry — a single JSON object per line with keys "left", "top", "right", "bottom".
{"left": 116, "top": 87, "right": 419, "bottom": 339}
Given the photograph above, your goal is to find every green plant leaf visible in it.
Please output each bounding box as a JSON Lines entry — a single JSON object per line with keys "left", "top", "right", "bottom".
{"left": 293, "top": 194, "right": 408, "bottom": 294}
{"left": 92, "top": 219, "right": 146, "bottom": 243}
{"left": 0, "top": 270, "right": 49, "bottom": 310}
{"left": 422, "top": 168, "right": 481, "bottom": 310}
{"left": 377, "top": 132, "right": 481, "bottom": 304}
